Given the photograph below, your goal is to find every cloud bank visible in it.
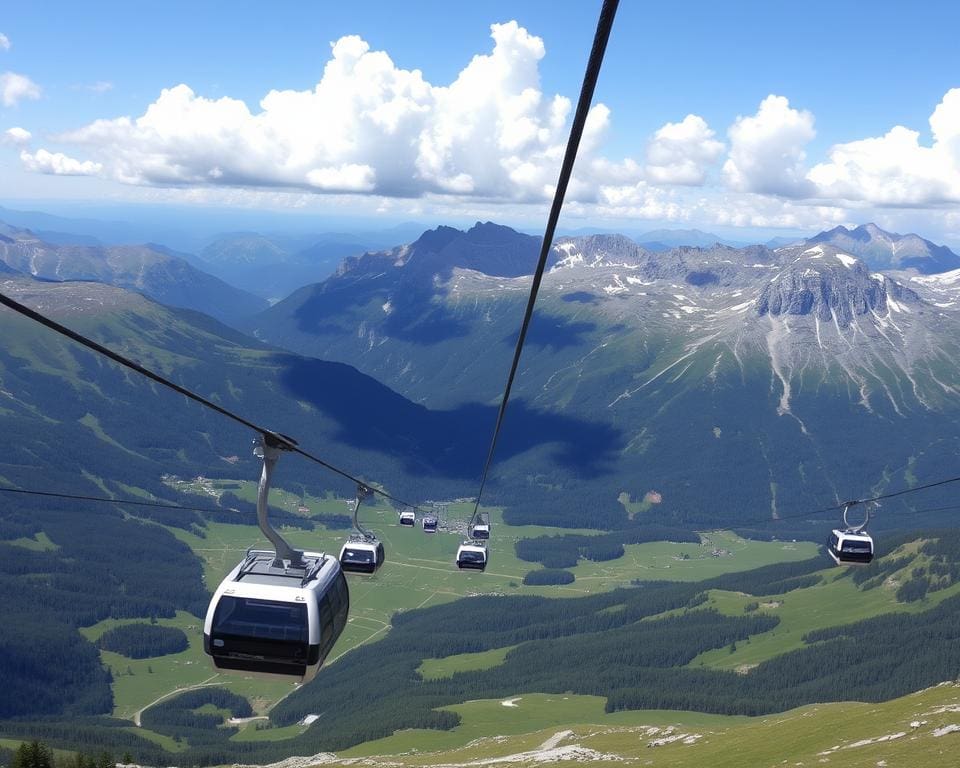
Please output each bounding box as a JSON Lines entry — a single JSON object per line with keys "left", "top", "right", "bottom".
{"left": 18, "top": 22, "right": 710, "bottom": 204}
{"left": 24, "top": 24, "right": 602, "bottom": 199}
{"left": 11, "top": 20, "right": 960, "bottom": 233}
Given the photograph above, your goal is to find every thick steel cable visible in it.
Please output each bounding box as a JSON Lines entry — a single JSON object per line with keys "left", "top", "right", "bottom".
{"left": 0, "top": 289, "right": 427, "bottom": 512}
{"left": 0, "top": 485, "right": 233, "bottom": 514}
{"left": 470, "top": 0, "right": 621, "bottom": 529}
{"left": 733, "top": 475, "right": 960, "bottom": 529}
{"left": 851, "top": 475, "right": 960, "bottom": 506}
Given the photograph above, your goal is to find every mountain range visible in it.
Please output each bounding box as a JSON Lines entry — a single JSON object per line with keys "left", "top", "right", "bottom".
{"left": 195, "top": 231, "right": 375, "bottom": 301}
{"left": 4, "top": 216, "right": 960, "bottom": 530}
{"left": 0, "top": 222, "right": 266, "bottom": 325}
{"left": 808, "top": 223, "right": 960, "bottom": 273}
{"left": 247, "top": 221, "right": 960, "bottom": 528}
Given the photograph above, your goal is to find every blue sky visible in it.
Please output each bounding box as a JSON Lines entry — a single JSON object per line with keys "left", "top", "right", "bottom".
{"left": 2, "top": 1, "right": 960, "bottom": 243}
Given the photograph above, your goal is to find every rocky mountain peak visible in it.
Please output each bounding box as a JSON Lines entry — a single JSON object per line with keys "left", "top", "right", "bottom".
{"left": 807, "top": 223, "right": 960, "bottom": 274}
{"left": 551, "top": 234, "right": 647, "bottom": 270}
{"left": 857, "top": 223, "right": 887, "bottom": 239}
{"left": 411, "top": 224, "right": 462, "bottom": 253}
{"left": 464, "top": 221, "right": 528, "bottom": 244}
{"left": 756, "top": 245, "right": 919, "bottom": 327}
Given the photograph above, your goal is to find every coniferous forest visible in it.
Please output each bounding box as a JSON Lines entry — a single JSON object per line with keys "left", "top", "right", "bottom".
{"left": 95, "top": 625, "right": 189, "bottom": 659}
{"left": 0, "top": 495, "right": 207, "bottom": 720}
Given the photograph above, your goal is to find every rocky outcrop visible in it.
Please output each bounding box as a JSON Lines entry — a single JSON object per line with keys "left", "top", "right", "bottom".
{"left": 756, "top": 245, "right": 919, "bottom": 328}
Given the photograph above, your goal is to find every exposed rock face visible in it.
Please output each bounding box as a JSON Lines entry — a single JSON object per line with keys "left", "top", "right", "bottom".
{"left": 756, "top": 245, "right": 918, "bottom": 328}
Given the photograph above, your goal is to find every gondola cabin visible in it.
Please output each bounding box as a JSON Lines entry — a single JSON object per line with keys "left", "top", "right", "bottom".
{"left": 399, "top": 510, "right": 416, "bottom": 527}
{"left": 339, "top": 537, "right": 385, "bottom": 574}
{"left": 471, "top": 521, "right": 490, "bottom": 539}
{"left": 456, "top": 542, "right": 488, "bottom": 571}
{"left": 204, "top": 549, "right": 349, "bottom": 683}
{"left": 422, "top": 515, "right": 438, "bottom": 533}
{"left": 827, "top": 529, "right": 874, "bottom": 565}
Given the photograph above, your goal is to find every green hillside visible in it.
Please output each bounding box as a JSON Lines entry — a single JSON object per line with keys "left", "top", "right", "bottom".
{"left": 334, "top": 684, "right": 960, "bottom": 767}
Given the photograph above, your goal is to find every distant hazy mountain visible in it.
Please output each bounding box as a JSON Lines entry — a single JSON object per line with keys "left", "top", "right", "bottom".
{"left": 635, "top": 228, "right": 734, "bottom": 248}
{"left": 250, "top": 222, "right": 960, "bottom": 528}
{"left": 200, "top": 232, "right": 292, "bottom": 266}
{"left": 765, "top": 235, "right": 803, "bottom": 248}
{"left": 196, "top": 232, "right": 372, "bottom": 301}
{"left": 0, "top": 224, "right": 266, "bottom": 325}
{"left": 806, "top": 223, "right": 960, "bottom": 274}
{"left": 0, "top": 205, "right": 137, "bottom": 245}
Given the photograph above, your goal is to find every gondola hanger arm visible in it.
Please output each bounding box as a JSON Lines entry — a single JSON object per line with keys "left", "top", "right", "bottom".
{"left": 254, "top": 433, "right": 303, "bottom": 568}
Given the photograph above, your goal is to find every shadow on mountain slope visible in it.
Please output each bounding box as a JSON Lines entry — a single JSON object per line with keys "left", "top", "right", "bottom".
{"left": 503, "top": 315, "right": 597, "bottom": 350}
{"left": 275, "top": 355, "right": 622, "bottom": 478}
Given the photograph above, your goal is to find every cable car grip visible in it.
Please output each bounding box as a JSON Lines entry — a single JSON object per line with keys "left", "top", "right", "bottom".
{"left": 842, "top": 501, "right": 871, "bottom": 533}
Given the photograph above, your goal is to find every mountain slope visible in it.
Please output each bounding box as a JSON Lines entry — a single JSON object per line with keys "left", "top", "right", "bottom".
{"left": 0, "top": 225, "right": 267, "bottom": 325}
{"left": 289, "top": 684, "right": 960, "bottom": 768}
{"left": 256, "top": 535, "right": 960, "bottom": 759}
{"left": 636, "top": 227, "right": 734, "bottom": 248}
{"left": 249, "top": 224, "right": 960, "bottom": 529}
{"left": 0, "top": 276, "right": 616, "bottom": 510}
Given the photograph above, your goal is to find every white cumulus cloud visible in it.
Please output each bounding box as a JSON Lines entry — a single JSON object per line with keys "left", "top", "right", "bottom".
{"left": 3, "top": 126, "right": 31, "bottom": 145}
{"left": 20, "top": 148, "right": 102, "bottom": 175}
{"left": 1, "top": 72, "right": 41, "bottom": 107}
{"left": 808, "top": 88, "right": 960, "bottom": 206}
{"left": 23, "top": 22, "right": 626, "bottom": 202}
{"left": 0, "top": 33, "right": 10, "bottom": 51}
{"left": 645, "top": 114, "right": 724, "bottom": 185}
{"left": 723, "top": 95, "right": 815, "bottom": 197}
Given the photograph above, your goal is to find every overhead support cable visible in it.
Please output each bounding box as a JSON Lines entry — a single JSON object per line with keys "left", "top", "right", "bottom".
{"left": 735, "top": 474, "right": 960, "bottom": 528}
{"left": 5, "top": 481, "right": 960, "bottom": 532}
{"left": 0, "top": 290, "right": 426, "bottom": 512}
{"left": 0, "top": 484, "right": 234, "bottom": 515}
{"left": 847, "top": 475, "right": 960, "bottom": 507}
{"left": 470, "top": 0, "right": 621, "bottom": 529}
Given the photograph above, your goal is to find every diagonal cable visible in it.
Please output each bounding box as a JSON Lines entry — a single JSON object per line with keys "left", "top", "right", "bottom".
{"left": 0, "top": 289, "right": 426, "bottom": 512}
{"left": 470, "top": 0, "right": 621, "bottom": 528}
{"left": 0, "top": 485, "right": 233, "bottom": 514}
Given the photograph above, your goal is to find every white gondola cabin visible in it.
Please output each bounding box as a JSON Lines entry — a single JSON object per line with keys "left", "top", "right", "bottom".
{"left": 827, "top": 529, "right": 874, "bottom": 565}
{"left": 471, "top": 521, "right": 490, "bottom": 539}
{"left": 339, "top": 536, "right": 385, "bottom": 574}
{"left": 204, "top": 434, "right": 350, "bottom": 683}
{"left": 827, "top": 502, "right": 875, "bottom": 566}
{"left": 456, "top": 541, "right": 488, "bottom": 571}
{"left": 399, "top": 510, "right": 416, "bottom": 527}
{"left": 422, "top": 515, "right": 438, "bottom": 533}
{"left": 204, "top": 549, "right": 349, "bottom": 682}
